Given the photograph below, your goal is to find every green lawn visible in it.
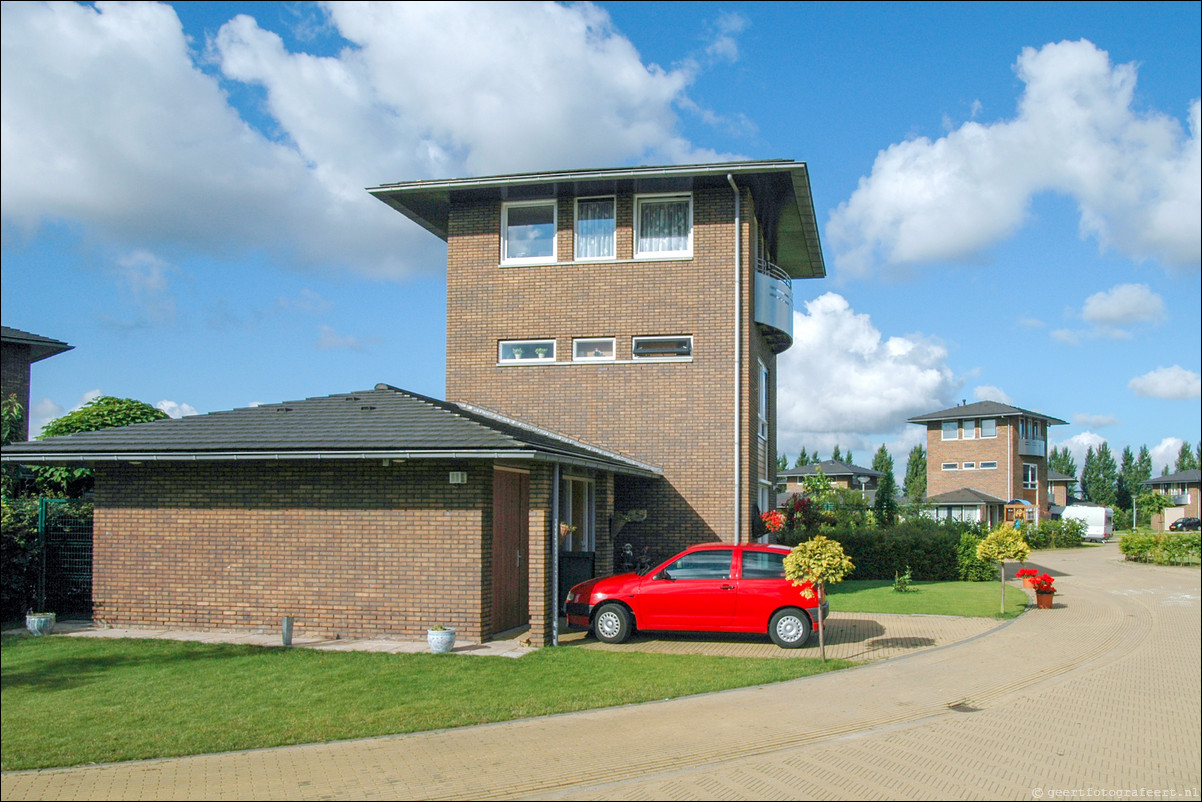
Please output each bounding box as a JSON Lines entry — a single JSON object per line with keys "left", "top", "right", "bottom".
{"left": 829, "top": 579, "right": 1029, "bottom": 618}
{"left": 0, "top": 635, "right": 852, "bottom": 771}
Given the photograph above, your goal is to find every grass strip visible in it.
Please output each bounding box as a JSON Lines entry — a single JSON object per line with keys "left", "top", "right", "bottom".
{"left": 829, "top": 579, "right": 1029, "bottom": 618}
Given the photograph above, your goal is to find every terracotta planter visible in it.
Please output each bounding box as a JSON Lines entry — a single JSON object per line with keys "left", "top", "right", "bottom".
{"left": 1036, "top": 592, "right": 1055, "bottom": 609}
{"left": 1023, "top": 578, "right": 1037, "bottom": 589}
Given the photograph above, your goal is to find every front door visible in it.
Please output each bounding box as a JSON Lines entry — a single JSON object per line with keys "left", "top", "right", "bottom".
{"left": 492, "top": 469, "right": 529, "bottom": 635}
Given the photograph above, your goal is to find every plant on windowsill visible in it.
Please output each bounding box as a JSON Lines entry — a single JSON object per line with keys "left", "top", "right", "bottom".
{"left": 427, "top": 624, "right": 456, "bottom": 653}
{"left": 534, "top": 347, "right": 548, "bottom": 359}
{"left": 511, "top": 347, "right": 524, "bottom": 359}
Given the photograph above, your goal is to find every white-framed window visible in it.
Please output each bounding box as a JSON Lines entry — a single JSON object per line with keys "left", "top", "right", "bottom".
{"left": 573, "top": 338, "right": 615, "bottom": 361}
{"left": 632, "top": 335, "right": 692, "bottom": 359}
{"left": 942, "top": 421, "right": 959, "bottom": 440}
{"left": 574, "top": 197, "right": 615, "bottom": 260}
{"left": 941, "top": 462, "right": 959, "bottom": 471}
{"left": 758, "top": 359, "right": 769, "bottom": 440}
{"left": 559, "top": 476, "right": 595, "bottom": 552}
{"left": 1023, "top": 463, "right": 1038, "bottom": 490}
{"left": 961, "top": 419, "right": 976, "bottom": 439}
{"left": 635, "top": 194, "right": 692, "bottom": 258}
{"left": 502, "top": 201, "right": 556, "bottom": 265}
{"left": 980, "top": 418, "right": 997, "bottom": 438}
{"left": 980, "top": 461, "right": 998, "bottom": 469}
{"left": 499, "top": 339, "right": 555, "bottom": 363}
{"left": 963, "top": 462, "right": 976, "bottom": 470}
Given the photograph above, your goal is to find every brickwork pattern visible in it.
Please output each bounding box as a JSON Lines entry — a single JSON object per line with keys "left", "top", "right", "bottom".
{"left": 926, "top": 420, "right": 1049, "bottom": 512}
{"left": 1, "top": 342, "right": 32, "bottom": 441}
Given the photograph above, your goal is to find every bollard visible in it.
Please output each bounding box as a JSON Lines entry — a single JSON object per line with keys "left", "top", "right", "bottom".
{"left": 282, "top": 615, "right": 294, "bottom": 646}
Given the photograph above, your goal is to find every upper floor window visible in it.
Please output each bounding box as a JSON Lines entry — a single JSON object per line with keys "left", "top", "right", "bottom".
{"left": 961, "top": 419, "right": 976, "bottom": 439}
{"left": 1023, "top": 463, "right": 1038, "bottom": 490}
{"left": 941, "top": 462, "right": 959, "bottom": 471}
{"left": 573, "top": 338, "right": 615, "bottom": 361}
{"left": 980, "top": 418, "right": 997, "bottom": 438}
{"left": 980, "top": 460, "right": 998, "bottom": 469}
{"left": 758, "top": 359, "right": 769, "bottom": 440}
{"left": 575, "top": 197, "right": 615, "bottom": 260}
{"left": 632, "top": 335, "right": 692, "bottom": 359}
{"left": 635, "top": 194, "right": 692, "bottom": 258}
{"left": 942, "top": 421, "right": 958, "bottom": 440}
{"left": 502, "top": 201, "right": 556, "bottom": 265}
{"left": 499, "top": 339, "right": 555, "bottom": 363}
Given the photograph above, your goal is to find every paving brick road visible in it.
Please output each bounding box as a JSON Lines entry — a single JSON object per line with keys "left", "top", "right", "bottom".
{"left": 3, "top": 544, "right": 1198, "bottom": 800}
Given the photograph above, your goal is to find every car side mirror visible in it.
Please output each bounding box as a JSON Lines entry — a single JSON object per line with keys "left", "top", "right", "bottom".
{"left": 656, "top": 569, "right": 673, "bottom": 581}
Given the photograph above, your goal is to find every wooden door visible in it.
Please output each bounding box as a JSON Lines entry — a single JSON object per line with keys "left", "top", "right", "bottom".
{"left": 492, "top": 469, "right": 529, "bottom": 634}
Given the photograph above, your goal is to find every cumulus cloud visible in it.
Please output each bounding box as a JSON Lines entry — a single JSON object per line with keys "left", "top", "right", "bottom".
{"left": 1, "top": 1, "right": 724, "bottom": 280}
{"left": 777, "top": 293, "right": 958, "bottom": 453}
{"left": 1128, "top": 366, "right": 1202, "bottom": 399}
{"left": 1081, "top": 283, "right": 1165, "bottom": 336}
{"left": 1150, "top": 437, "right": 1186, "bottom": 475}
{"left": 155, "top": 400, "right": 199, "bottom": 418}
{"left": 973, "top": 385, "right": 1012, "bottom": 404}
{"left": 1053, "top": 431, "right": 1107, "bottom": 478}
{"left": 1073, "top": 413, "right": 1119, "bottom": 428}
{"left": 828, "top": 39, "right": 1201, "bottom": 275}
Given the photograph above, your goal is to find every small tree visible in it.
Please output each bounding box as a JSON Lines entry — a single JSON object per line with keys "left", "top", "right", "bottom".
{"left": 784, "top": 535, "right": 854, "bottom": 661}
{"left": 976, "top": 523, "right": 1031, "bottom": 615}
{"left": 902, "top": 445, "right": 927, "bottom": 503}
{"left": 35, "top": 396, "right": 168, "bottom": 496}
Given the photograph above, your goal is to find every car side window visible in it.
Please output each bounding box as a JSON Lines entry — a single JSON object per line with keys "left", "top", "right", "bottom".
{"left": 663, "top": 550, "right": 733, "bottom": 580}
{"left": 741, "top": 550, "right": 787, "bottom": 579}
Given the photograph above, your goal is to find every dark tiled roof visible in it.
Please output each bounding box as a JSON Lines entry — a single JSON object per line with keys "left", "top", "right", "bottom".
{"left": 1, "top": 325, "right": 73, "bottom": 362}
{"left": 778, "top": 460, "right": 883, "bottom": 479}
{"left": 1047, "top": 470, "right": 1076, "bottom": 482}
{"left": 926, "top": 488, "right": 1007, "bottom": 505}
{"left": 908, "top": 400, "right": 1067, "bottom": 426}
{"left": 0, "top": 384, "right": 661, "bottom": 477}
{"left": 1142, "top": 469, "right": 1201, "bottom": 486}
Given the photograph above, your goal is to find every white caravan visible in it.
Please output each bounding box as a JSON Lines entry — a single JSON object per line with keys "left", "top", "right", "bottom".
{"left": 1061, "top": 505, "right": 1114, "bottom": 542}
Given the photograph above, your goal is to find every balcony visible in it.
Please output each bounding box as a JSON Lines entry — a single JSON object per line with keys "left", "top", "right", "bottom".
{"left": 1017, "top": 438, "right": 1046, "bottom": 457}
{"left": 754, "top": 258, "right": 793, "bottom": 353}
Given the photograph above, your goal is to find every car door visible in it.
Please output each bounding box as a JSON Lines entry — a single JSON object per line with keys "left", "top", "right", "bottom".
{"left": 636, "top": 549, "right": 736, "bottom": 631}
{"left": 733, "top": 548, "right": 790, "bottom": 630}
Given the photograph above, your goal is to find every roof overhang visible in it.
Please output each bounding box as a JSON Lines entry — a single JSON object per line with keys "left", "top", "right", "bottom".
{"left": 368, "top": 160, "right": 825, "bottom": 279}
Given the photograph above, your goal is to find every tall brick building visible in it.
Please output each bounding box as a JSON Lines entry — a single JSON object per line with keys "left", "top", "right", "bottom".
{"left": 908, "top": 400, "right": 1067, "bottom": 526}
{"left": 1, "top": 325, "right": 73, "bottom": 441}
{"left": 3, "top": 160, "right": 826, "bottom": 647}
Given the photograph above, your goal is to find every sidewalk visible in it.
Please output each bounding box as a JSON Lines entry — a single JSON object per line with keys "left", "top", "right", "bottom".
{"left": 3, "top": 544, "right": 1198, "bottom": 800}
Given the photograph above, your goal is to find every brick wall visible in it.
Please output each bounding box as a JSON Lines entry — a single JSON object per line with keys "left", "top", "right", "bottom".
{"left": 1, "top": 342, "right": 32, "bottom": 441}
{"left": 445, "top": 185, "right": 773, "bottom": 560}
{"left": 926, "top": 419, "right": 1050, "bottom": 513}
{"left": 92, "top": 460, "right": 500, "bottom": 641}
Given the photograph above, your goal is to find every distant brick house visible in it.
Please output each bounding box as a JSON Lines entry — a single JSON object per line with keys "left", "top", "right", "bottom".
{"left": 3, "top": 160, "right": 827, "bottom": 646}
{"left": 908, "top": 401, "right": 1067, "bottom": 526}
{"left": 1, "top": 325, "right": 72, "bottom": 441}
{"left": 1142, "top": 469, "right": 1201, "bottom": 530}
{"left": 776, "top": 460, "right": 884, "bottom": 506}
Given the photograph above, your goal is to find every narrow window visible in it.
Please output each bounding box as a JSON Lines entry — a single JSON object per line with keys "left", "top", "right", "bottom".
{"left": 1023, "top": 463, "right": 1038, "bottom": 490}
{"left": 941, "top": 462, "right": 959, "bottom": 471}
{"left": 980, "top": 461, "right": 998, "bottom": 470}
{"left": 632, "top": 335, "right": 692, "bottom": 359}
{"left": 499, "top": 339, "right": 555, "bottom": 363}
{"left": 573, "top": 338, "right": 615, "bottom": 361}
{"left": 502, "top": 201, "right": 556, "bottom": 264}
{"left": 635, "top": 194, "right": 692, "bottom": 258}
{"left": 575, "top": 197, "right": 615, "bottom": 260}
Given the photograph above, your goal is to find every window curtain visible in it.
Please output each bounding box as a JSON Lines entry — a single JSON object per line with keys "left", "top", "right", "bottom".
{"left": 576, "top": 200, "right": 615, "bottom": 259}
{"left": 638, "top": 199, "right": 689, "bottom": 253}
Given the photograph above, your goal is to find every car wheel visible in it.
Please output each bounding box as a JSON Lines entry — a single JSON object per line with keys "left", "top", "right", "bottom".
{"left": 593, "top": 602, "right": 633, "bottom": 644}
{"left": 769, "top": 607, "right": 813, "bottom": 648}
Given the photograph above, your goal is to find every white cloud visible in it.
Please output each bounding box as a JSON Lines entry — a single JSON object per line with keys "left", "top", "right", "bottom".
{"left": 1053, "top": 431, "right": 1107, "bottom": 478}
{"left": 1080, "top": 283, "right": 1164, "bottom": 336}
{"left": 316, "top": 324, "right": 376, "bottom": 351}
{"left": 1073, "top": 413, "right": 1119, "bottom": 428}
{"left": 828, "top": 39, "right": 1201, "bottom": 276}
{"left": 156, "top": 400, "right": 199, "bottom": 418}
{"left": 973, "top": 385, "right": 1012, "bottom": 404}
{"left": 1150, "top": 437, "right": 1186, "bottom": 476}
{"left": 1, "top": 1, "right": 722, "bottom": 280}
{"left": 1128, "top": 366, "right": 1202, "bottom": 399}
{"left": 1051, "top": 329, "right": 1082, "bottom": 346}
{"left": 777, "top": 293, "right": 957, "bottom": 453}
{"left": 30, "top": 397, "right": 65, "bottom": 439}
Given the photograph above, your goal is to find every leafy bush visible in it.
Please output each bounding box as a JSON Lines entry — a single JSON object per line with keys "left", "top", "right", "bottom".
{"left": 1025, "top": 518, "right": 1087, "bottom": 549}
{"left": 795, "top": 519, "right": 980, "bottom": 582}
{"left": 1120, "top": 531, "right": 1201, "bottom": 565}
{"left": 957, "top": 531, "right": 996, "bottom": 581}
{"left": 1, "top": 498, "right": 41, "bottom": 620}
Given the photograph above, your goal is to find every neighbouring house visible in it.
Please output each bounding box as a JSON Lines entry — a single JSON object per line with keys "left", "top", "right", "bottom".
{"left": 776, "top": 460, "right": 884, "bottom": 506}
{"left": 908, "top": 401, "right": 1067, "bottom": 526}
{"left": 3, "top": 160, "right": 827, "bottom": 646}
{"left": 1, "top": 325, "right": 73, "bottom": 441}
{"left": 1046, "top": 469, "right": 1077, "bottom": 513}
{"left": 1141, "top": 469, "right": 1201, "bottom": 530}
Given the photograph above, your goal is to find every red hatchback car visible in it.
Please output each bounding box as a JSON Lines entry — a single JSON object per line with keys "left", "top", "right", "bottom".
{"left": 565, "top": 543, "right": 827, "bottom": 648}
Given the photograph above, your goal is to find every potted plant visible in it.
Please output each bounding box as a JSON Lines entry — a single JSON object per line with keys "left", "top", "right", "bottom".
{"left": 25, "top": 611, "right": 56, "bottom": 636}
{"left": 1031, "top": 574, "right": 1057, "bottom": 609}
{"left": 427, "top": 624, "right": 456, "bottom": 653}
{"left": 510, "top": 347, "right": 524, "bottom": 359}
{"left": 534, "top": 346, "right": 548, "bottom": 359}
{"left": 1016, "top": 567, "right": 1039, "bottom": 589}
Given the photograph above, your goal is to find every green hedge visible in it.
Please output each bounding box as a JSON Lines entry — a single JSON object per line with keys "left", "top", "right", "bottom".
{"left": 1023, "top": 518, "right": 1087, "bottom": 549}
{"left": 1, "top": 498, "right": 41, "bottom": 620}
{"left": 795, "top": 520, "right": 994, "bottom": 582}
{"left": 1119, "top": 531, "right": 1201, "bottom": 566}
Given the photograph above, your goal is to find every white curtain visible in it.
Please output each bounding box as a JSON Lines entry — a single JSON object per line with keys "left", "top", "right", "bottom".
{"left": 638, "top": 199, "right": 689, "bottom": 253}
{"left": 576, "top": 199, "right": 614, "bottom": 259}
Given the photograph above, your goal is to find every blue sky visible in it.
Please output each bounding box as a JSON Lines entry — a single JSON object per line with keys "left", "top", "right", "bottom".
{"left": 2, "top": 1, "right": 1199, "bottom": 478}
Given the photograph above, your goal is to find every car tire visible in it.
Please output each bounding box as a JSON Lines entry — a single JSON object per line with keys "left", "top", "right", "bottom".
{"left": 769, "top": 607, "right": 813, "bottom": 648}
{"left": 593, "top": 602, "right": 633, "bottom": 644}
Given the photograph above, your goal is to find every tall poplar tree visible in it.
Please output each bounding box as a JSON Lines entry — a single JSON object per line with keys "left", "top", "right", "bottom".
{"left": 903, "top": 445, "right": 927, "bottom": 502}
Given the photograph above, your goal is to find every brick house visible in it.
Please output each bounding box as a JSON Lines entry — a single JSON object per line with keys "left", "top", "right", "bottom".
{"left": 3, "top": 160, "right": 826, "bottom": 646}
{"left": 776, "top": 459, "right": 884, "bottom": 506}
{"left": 1141, "top": 469, "right": 1201, "bottom": 530}
{"left": 1, "top": 325, "right": 73, "bottom": 441}
{"left": 908, "top": 401, "right": 1067, "bottom": 526}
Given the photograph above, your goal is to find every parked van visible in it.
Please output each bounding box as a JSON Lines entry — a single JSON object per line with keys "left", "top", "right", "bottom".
{"left": 1061, "top": 505, "right": 1113, "bottom": 542}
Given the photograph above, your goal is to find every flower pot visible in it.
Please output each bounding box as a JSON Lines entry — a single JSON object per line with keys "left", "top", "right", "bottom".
{"left": 427, "top": 627, "right": 456, "bottom": 653}
{"left": 1036, "top": 592, "right": 1054, "bottom": 609}
{"left": 1022, "top": 578, "right": 1037, "bottom": 589}
{"left": 26, "top": 612, "right": 56, "bottom": 636}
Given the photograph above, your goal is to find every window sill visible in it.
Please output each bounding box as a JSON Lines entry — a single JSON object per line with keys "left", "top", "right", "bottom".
{"left": 497, "top": 255, "right": 694, "bottom": 269}
{"left": 496, "top": 357, "right": 693, "bottom": 367}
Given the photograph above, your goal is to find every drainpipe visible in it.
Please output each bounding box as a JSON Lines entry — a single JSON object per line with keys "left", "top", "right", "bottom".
{"left": 551, "top": 462, "right": 560, "bottom": 646}
{"left": 728, "top": 174, "right": 741, "bottom": 544}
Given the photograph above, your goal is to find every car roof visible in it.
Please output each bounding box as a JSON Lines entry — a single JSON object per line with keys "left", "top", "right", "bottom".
{"left": 684, "top": 543, "right": 791, "bottom": 553}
